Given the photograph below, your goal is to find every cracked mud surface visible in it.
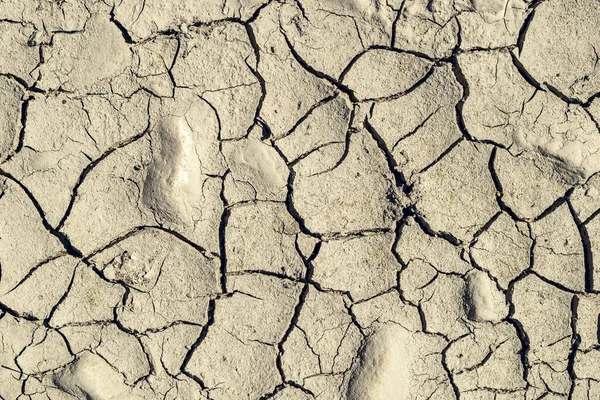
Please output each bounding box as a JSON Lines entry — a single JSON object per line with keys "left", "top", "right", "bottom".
{"left": 1, "top": 0, "right": 600, "bottom": 399}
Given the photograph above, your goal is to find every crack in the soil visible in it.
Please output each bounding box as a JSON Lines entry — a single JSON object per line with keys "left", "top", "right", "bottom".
{"left": 3, "top": 1, "right": 600, "bottom": 398}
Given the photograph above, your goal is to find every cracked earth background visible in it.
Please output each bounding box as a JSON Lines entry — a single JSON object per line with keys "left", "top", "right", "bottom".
{"left": 2, "top": 0, "right": 600, "bottom": 398}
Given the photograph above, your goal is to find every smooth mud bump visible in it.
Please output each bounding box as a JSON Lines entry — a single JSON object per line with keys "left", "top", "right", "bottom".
{"left": 1, "top": 0, "right": 600, "bottom": 399}
{"left": 347, "top": 324, "right": 411, "bottom": 400}
{"left": 142, "top": 115, "right": 204, "bottom": 224}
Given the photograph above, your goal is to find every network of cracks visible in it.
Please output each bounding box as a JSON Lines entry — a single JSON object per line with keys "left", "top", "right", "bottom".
{"left": 1, "top": 0, "right": 600, "bottom": 398}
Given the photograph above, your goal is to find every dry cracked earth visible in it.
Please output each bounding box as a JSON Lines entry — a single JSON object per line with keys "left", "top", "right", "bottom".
{"left": 2, "top": 0, "right": 600, "bottom": 399}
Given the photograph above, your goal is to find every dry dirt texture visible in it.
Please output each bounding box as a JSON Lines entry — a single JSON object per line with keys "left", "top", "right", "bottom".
{"left": 1, "top": 0, "right": 600, "bottom": 399}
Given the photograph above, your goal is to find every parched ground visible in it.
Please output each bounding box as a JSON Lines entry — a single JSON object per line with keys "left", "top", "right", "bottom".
{"left": 1, "top": 0, "right": 600, "bottom": 399}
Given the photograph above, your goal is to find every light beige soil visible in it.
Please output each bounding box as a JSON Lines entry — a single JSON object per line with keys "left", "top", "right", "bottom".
{"left": 1, "top": 0, "right": 600, "bottom": 399}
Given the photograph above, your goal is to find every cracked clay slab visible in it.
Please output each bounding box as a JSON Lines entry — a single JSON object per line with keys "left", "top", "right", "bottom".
{"left": 2, "top": 0, "right": 600, "bottom": 399}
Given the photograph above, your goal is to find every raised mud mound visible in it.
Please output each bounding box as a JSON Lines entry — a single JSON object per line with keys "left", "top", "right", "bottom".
{"left": 1, "top": 0, "right": 600, "bottom": 399}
